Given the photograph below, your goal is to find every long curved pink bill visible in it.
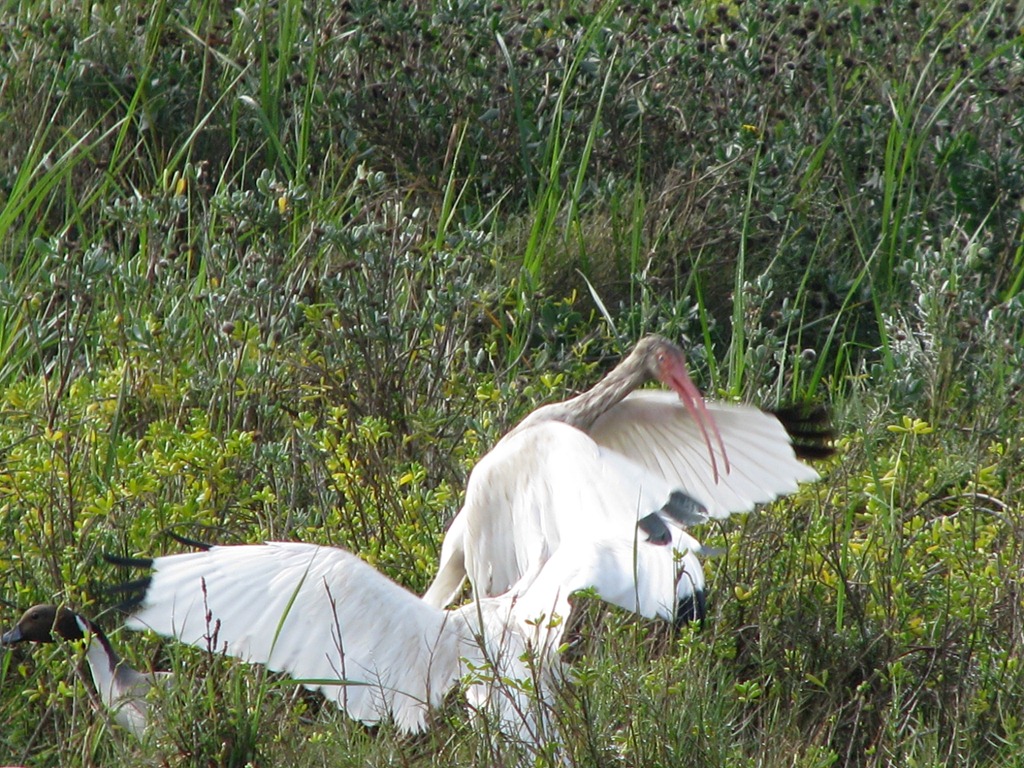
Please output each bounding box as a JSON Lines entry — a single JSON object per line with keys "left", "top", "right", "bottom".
{"left": 669, "top": 370, "right": 730, "bottom": 484}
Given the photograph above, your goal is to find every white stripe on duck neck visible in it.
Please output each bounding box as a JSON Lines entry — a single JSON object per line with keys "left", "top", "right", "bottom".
{"left": 2, "top": 604, "right": 170, "bottom": 737}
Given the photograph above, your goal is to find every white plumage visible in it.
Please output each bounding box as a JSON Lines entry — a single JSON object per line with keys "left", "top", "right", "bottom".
{"left": 118, "top": 336, "right": 825, "bottom": 742}
{"left": 424, "top": 337, "right": 821, "bottom": 619}
{"left": 589, "top": 391, "right": 819, "bottom": 518}
{"left": 127, "top": 538, "right": 634, "bottom": 741}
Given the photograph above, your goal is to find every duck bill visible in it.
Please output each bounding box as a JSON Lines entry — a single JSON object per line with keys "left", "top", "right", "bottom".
{"left": 1, "top": 625, "right": 23, "bottom": 644}
{"left": 664, "top": 365, "right": 730, "bottom": 483}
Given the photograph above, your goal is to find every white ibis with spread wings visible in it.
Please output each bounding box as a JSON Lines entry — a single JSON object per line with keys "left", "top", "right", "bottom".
{"left": 423, "top": 335, "right": 824, "bottom": 624}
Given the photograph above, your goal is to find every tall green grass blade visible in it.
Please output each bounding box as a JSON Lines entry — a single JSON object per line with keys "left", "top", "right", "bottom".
{"left": 726, "top": 142, "right": 763, "bottom": 397}
{"left": 495, "top": 31, "right": 534, "bottom": 199}
{"left": 520, "top": 2, "right": 618, "bottom": 286}
{"left": 578, "top": 270, "right": 617, "bottom": 339}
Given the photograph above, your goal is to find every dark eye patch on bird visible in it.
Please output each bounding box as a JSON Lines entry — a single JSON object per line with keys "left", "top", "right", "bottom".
{"left": 661, "top": 491, "right": 708, "bottom": 527}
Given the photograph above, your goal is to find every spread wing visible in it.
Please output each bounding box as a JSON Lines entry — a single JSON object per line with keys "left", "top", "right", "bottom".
{"left": 124, "top": 542, "right": 472, "bottom": 733}
{"left": 589, "top": 392, "right": 820, "bottom": 519}
{"left": 425, "top": 421, "right": 708, "bottom": 617}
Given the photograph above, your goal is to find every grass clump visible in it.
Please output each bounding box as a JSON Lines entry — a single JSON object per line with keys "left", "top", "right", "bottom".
{"left": 1, "top": 0, "right": 1023, "bottom": 766}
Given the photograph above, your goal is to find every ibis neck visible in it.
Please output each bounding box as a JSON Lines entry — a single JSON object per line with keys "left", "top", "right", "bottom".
{"left": 558, "top": 355, "right": 647, "bottom": 431}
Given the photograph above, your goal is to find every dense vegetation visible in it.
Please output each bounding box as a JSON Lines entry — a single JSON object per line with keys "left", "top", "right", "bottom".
{"left": 1, "top": 0, "right": 1022, "bottom": 765}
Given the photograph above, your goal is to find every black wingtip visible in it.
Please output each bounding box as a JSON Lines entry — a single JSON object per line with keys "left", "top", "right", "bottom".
{"left": 103, "top": 554, "right": 155, "bottom": 612}
{"left": 102, "top": 529, "right": 212, "bottom": 572}
{"left": 638, "top": 513, "right": 672, "bottom": 545}
{"left": 104, "top": 576, "right": 152, "bottom": 612}
{"left": 104, "top": 553, "right": 154, "bottom": 570}
{"left": 675, "top": 590, "right": 707, "bottom": 627}
{"left": 106, "top": 576, "right": 153, "bottom": 594}
{"left": 165, "top": 530, "right": 214, "bottom": 551}
{"left": 661, "top": 491, "right": 708, "bottom": 527}
{"left": 770, "top": 402, "right": 837, "bottom": 461}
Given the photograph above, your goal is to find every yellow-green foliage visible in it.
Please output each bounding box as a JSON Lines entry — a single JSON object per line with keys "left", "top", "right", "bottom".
{"left": 705, "top": 410, "right": 1022, "bottom": 765}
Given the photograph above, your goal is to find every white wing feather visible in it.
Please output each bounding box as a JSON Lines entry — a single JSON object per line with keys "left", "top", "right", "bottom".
{"left": 120, "top": 393, "right": 822, "bottom": 738}
{"left": 427, "top": 421, "right": 706, "bottom": 618}
{"left": 459, "top": 422, "right": 674, "bottom": 594}
{"left": 589, "top": 391, "right": 819, "bottom": 519}
{"left": 512, "top": 533, "right": 706, "bottom": 625}
{"left": 425, "top": 398, "right": 820, "bottom": 613}
{"left": 126, "top": 542, "right": 472, "bottom": 733}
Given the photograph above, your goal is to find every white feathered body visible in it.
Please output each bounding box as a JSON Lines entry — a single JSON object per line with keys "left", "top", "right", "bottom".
{"left": 424, "top": 392, "right": 819, "bottom": 617}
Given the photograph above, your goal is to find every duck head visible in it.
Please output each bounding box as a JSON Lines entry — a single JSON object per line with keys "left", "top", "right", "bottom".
{"left": 2, "top": 604, "right": 87, "bottom": 645}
